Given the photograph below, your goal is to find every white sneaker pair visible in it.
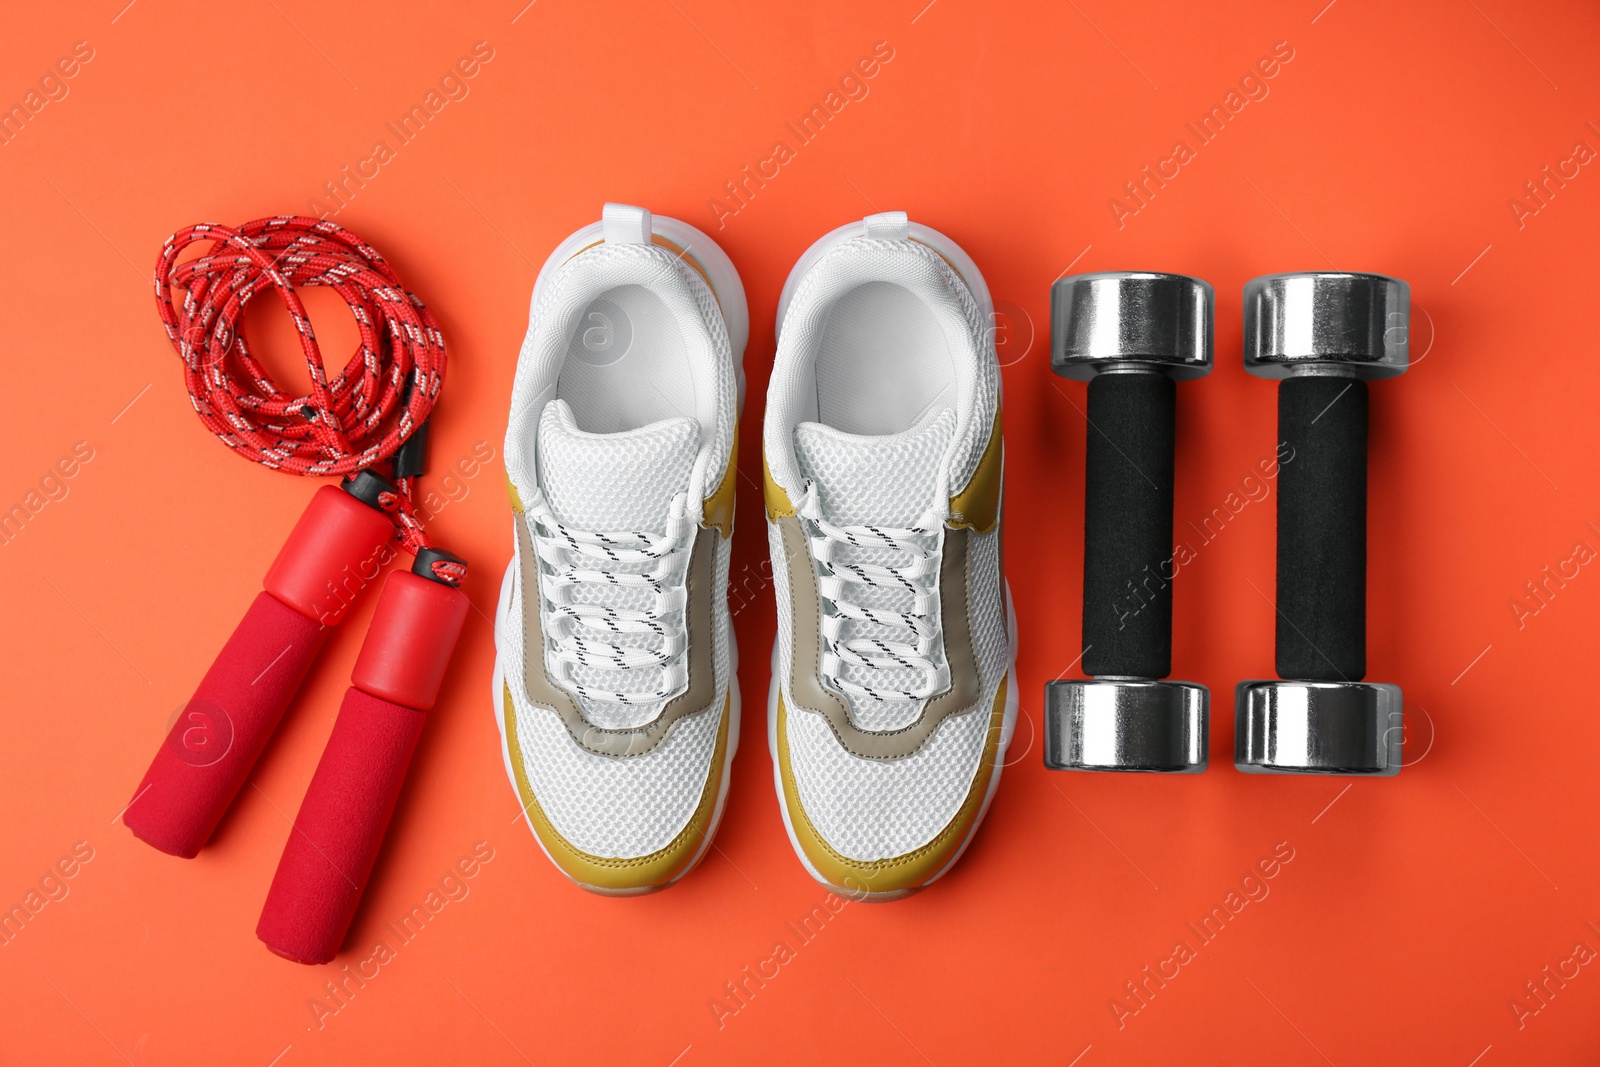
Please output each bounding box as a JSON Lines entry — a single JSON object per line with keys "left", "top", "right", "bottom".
{"left": 496, "top": 204, "right": 1016, "bottom": 899}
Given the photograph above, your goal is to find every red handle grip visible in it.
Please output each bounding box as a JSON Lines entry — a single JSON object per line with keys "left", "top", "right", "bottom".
{"left": 123, "top": 485, "right": 394, "bottom": 858}
{"left": 123, "top": 592, "right": 326, "bottom": 857}
{"left": 257, "top": 569, "right": 467, "bottom": 964}
{"left": 256, "top": 687, "right": 425, "bottom": 964}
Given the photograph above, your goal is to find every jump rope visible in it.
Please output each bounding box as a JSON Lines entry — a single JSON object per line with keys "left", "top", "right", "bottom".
{"left": 122, "top": 217, "right": 469, "bottom": 965}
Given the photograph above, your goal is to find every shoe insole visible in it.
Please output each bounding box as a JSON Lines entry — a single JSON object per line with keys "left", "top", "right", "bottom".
{"left": 813, "top": 281, "right": 957, "bottom": 436}
{"left": 557, "top": 284, "right": 699, "bottom": 434}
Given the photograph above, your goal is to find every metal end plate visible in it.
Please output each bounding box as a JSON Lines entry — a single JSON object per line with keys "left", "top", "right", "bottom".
{"left": 1234, "top": 680, "right": 1403, "bottom": 775}
{"left": 1242, "top": 272, "right": 1410, "bottom": 380}
{"left": 1044, "top": 679, "right": 1209, "bottom": 773}
{"left": 1051, "top": 272, "right": 1213, "bottom": 381}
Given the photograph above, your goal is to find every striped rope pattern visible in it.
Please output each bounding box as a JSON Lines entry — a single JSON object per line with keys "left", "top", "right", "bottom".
{"left": 153, "top": 216, "right": 447, "bottom": 555}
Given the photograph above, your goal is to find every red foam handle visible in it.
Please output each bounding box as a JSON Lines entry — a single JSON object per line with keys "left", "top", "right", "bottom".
{"left": 257, "top": 569, "right": 467, "bottom": 964}
{"left": 123, "top": 592, "right": 327, "bottom": 857}
{"left": 256, "top": 688, "right": 424, "bottom": 964}
{"left": 123, "top": 486, "right": 393, "bottom": 858}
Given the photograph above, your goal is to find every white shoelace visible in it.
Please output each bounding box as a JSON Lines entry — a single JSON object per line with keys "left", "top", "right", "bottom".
{"left": 800, "top": 483, "right": 949, "bottom": 703}
{"left": 527, "top": 494, "right": 692, "bottom": 705}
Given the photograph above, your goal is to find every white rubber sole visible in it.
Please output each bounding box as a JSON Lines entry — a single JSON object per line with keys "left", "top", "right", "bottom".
{"left": 768, "top": 586, "right": 1019, "bottom": 903}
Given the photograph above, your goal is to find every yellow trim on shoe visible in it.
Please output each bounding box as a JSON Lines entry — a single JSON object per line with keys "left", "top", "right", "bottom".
{"left": 702, "top": 426, "right": 738, "bottom": 538}
{"left": 948, "top": 408, "right": 1002, "bottom": 534}
{"left": 775, "top": 677, "right": 1008, "bottom": 898}
{"left": 502, "top": 685, "right": 730, "bottom": 893}
{"left": 763, "top": 453, "right": 797, "bottom": 519}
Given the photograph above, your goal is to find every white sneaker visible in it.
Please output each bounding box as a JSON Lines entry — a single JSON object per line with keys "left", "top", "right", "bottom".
{"left": 763, "top": 211, "right": 1017, "bottom": 900}
{"left": 495, "top": 203, "right": 746, "bottom": 894}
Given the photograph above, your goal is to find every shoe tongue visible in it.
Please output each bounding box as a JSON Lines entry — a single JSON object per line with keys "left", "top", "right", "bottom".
{"left": 793, "top": 408, "right": 956, "bottom": 526}
{"left": 537, "top": 400, "right": 700, "bottom": 531}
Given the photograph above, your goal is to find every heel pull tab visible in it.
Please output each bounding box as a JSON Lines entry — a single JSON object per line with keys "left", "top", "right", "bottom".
{"left": 602, "top": 203, "right": 652, "bottom": 244}
{"left": 863, "top": 211, "right": 909, "bottom": 240}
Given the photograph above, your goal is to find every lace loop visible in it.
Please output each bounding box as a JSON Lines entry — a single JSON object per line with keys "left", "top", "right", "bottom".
{"left": 527, "top": 494, "right": 692, "bottom": 704}
{"left": 800, "top": 484, "right": 947, "bottom": 703}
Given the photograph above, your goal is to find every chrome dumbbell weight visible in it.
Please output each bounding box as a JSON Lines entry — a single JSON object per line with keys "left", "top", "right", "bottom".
{"left": 1235, "top": 272, "right": 1409, "bottom": 775}
{"left": 1043, "top": 273, "right": 1212, "bottom": 773}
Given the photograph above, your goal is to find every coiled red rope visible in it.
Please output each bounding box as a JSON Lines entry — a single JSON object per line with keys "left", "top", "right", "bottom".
{"left": 153, "top": 216, "right": 446, "bottom": 556}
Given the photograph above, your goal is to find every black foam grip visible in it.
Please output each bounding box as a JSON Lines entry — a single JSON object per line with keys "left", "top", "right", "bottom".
{"left": 1082, "top": 372, "right": 1176, "bottom": 679}
{"left": 1276, "top": 375, "right": 1367, "bottom": 681}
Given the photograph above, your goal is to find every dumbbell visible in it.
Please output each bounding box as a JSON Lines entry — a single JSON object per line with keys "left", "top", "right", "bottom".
{"left": 1043, "top": 273, "right": 1212, "bottom": 773}
{"left": 1235, "top": 272, "right": 1409, "bottom": 775}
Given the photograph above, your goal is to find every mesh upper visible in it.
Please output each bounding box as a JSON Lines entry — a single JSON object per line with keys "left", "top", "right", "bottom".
{"left": 503, "top": 546, "right": 728, "bottom": 858}
{"left": 794, "top": 409, "right": 955, "bottom": 730}
{"left": 502, "top": 511, "right": 732, "bottom": 863}
{"left": 505, "top": 240, "right": 735, "bottom": 511}
{"left": 775, "top": 521, "right": 1009, "bottom": 861}
{"left": 763, "top": 235, "right": 997, "bottom": 501}
{"left": 534, "top": 399, "right": 701, "bottom": 729}
{"left": 766, "top": 221, "right": 1012, "bottom": 864}
{"left": 512, "top": 697, "right": 720, "bottom": 858}
{"left": 786, "top": 684, "right": 994, "bottom": 860}
{"left": 497, "top": 225, "right": 738, "bottom": 864}
{"left": 793, "top": 408, "right": 954, "bottom": 527}
{"left": 537, "top": 399, "right": 699, "bottom": 532}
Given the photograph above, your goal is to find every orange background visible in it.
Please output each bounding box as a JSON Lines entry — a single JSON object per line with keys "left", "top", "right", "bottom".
{"left": 3, "top": 0, "right": 1599, "bottom": 1063}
